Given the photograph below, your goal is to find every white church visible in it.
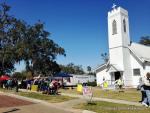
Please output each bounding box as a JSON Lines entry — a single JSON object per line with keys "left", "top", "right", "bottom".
{"left": 96, "top": 5, "right": 150, "bottom": 88}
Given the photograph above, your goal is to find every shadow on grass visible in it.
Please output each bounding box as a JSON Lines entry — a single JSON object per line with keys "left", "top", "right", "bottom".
{"left": 87, "top": 102, "right": 97, "bottom": 105}
{"left": 3, "top": 108, "right": 20, "bottom": 113}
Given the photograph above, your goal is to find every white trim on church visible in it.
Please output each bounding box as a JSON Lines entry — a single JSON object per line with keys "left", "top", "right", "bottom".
{"left": 96, "top": 6, "right": 150, "bottom": 88}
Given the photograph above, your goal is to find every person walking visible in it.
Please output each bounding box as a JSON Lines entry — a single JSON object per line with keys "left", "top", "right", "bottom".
{"left": 137, "top": 77, "right": 146, "bottom": 103}
{"left": 115, "top": 77, "right": 124, "bottom": 91}
{"left": 142, "top": 72, "right": 150, "bottom": 107}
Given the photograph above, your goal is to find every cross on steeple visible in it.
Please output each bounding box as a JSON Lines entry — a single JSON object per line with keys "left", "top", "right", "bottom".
{"left": 112, "top": 3, "right": 117, "bottom": 9}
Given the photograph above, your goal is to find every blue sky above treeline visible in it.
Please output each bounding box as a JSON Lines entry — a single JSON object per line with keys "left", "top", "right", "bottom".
{"left": 2, "top": 0, "right": 150, "bottom": 71}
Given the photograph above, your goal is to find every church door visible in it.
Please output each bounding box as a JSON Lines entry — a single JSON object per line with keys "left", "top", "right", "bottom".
{"left": 114, "top": 71, "right": 121, "bottom": 80}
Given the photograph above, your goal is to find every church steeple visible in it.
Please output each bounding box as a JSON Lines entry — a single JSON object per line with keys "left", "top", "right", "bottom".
{"left": 107, "top": 6, "right": 131, "bottom": 71}
{"left": 108, "top": 6, "right": 130, "bottom": 48}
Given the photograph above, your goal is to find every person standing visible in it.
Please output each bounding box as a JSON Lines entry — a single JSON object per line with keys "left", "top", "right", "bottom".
{"left": 142, "top": 73, "right": 150, "bottom": 107}
{"left": 14, "top": 79, "right": 19, "bottom": 92}
{"left": 101, "top": 78, "right": 108, "bottom": 89}
{"left": 137, "top": 77, "right": 146, "bottom": 103}
{"left": 115, "top": 77, "right": 124, "bottom": 91}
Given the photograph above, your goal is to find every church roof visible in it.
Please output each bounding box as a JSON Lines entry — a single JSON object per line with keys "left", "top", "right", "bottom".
{"left": 95, "top": 63, "right": 107, "bottom": 73}
{"left": 95, "top": 61, "right": 123, "bottom": 73}
{"left": 106, "top": 64, "right": 123, "bottom": 72}
{"left": 94, "top": 61, "right": 110, "bottom": 73}
{"left": 129, "top": 42, "right": 150, "bottom": 62}
{"left": 95, "top": 43, "right": 150, "bottom": 73}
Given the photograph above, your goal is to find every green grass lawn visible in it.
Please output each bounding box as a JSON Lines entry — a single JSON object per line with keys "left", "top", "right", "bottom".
{"left": 0, "top": 87, "right": 15, "bottom": 93}
{"left": 74, "top": 101, "right": 150, "bottom": 113}
{"left": 18, "top": 92, "right": 75, "bottom": 103}
{"left": 60, "top": 87, "right": 141, "bottom": 102}
{"left": 0, "top": 88, "right": 75, "bottom": 103}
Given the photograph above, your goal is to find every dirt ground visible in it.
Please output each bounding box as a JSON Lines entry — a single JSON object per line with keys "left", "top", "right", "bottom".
{"left": 0, "top": 95, "right": 33, "bottom": 108}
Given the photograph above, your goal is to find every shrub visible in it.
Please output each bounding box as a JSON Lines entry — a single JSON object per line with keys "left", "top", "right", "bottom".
{"left": 87, "top": 81, "right": 97, "bottom": 87}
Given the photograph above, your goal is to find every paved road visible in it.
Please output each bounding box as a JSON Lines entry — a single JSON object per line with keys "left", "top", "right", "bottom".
{"left": 0, "top": 94, "right": 79, "bottom": 113}
{"left": 0, "top": 95, "right": 33, "bottom": 108}
{"left": 0, "top": 103, "right": 75, "bottom": 113}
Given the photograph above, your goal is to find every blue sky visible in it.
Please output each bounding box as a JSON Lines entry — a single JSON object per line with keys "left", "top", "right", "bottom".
{"left": 3, "top": 0, "right": 150, "bottom": 72}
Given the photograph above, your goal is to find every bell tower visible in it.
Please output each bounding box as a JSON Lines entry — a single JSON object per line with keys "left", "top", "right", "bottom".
{"left": 107, "top": 5, "right": 132, "bottom": 86}
{"left": 108, "top": 5, "right": 130, "bottom": 49}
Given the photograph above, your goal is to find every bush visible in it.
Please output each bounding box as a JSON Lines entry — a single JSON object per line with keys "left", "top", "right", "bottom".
{"left": 87, "top": 81, "right": 97, "bottom": 87}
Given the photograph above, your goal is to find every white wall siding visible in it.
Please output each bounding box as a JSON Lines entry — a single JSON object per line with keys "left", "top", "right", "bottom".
{"left": 96, "top": 69, "right": 111, "bottom": 86}
{"left": 130, "top": 53, "right": 143, "bottom": 87}
{"left": 145, "top": 65, "right": 150, "bottom": 74}
{"left": 122, "top": 48, "right": 132, "bottom": 86}
{"left": 109, "top": 48, "right": 124, "bottom": 70}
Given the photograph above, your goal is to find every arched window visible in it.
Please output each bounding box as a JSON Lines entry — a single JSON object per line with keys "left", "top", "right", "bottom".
{"left": 123, "top": 19, "right": 126, "bottom": 33}
{"left": 112, "top": 20, "right": 117, "bottom": 35}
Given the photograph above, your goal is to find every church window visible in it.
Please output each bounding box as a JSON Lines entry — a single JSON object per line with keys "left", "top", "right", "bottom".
{"left": 123, "top": 19, "right": 126, "bottom": 33}
{"left": 112, "top": 20, "right": 117, "bottom": 35}
{"left": 133, "top": 68, "right": 140, "bottom": 76}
